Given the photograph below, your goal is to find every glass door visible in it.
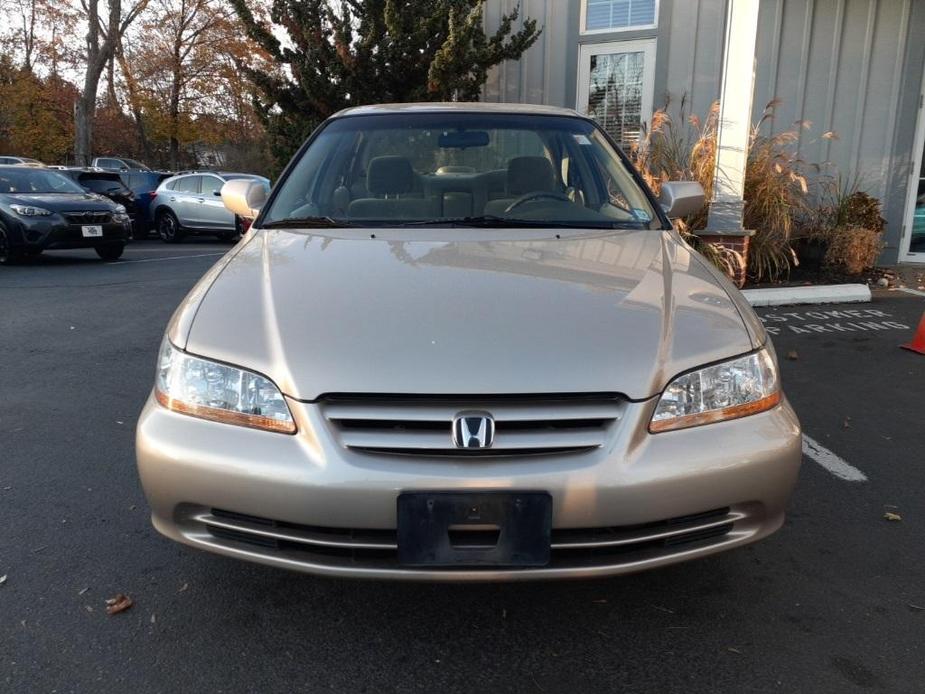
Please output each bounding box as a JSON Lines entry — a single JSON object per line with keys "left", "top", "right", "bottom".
{"left": 576, "top": 39, "right": 656, "bottom": 148}
{"left": 903, "top": 78, "right": 925, "bottom": 262}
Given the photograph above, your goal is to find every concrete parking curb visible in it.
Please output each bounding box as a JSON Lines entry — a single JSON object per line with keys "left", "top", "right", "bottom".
{"left": 741, "top": 284, "right": 871, "bottom": 307}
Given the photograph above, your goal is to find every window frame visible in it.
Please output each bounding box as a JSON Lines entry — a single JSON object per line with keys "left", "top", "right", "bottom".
{"left": 575, "top": 38, "right": 657, "bottom": 148}
{"left": 580, "top": 0, "right": 659, "bottom": 35}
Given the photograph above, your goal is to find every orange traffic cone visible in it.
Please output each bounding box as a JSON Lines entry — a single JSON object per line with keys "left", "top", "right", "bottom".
{"left": 901, "top": 312, "right": 925, "bottom": 355}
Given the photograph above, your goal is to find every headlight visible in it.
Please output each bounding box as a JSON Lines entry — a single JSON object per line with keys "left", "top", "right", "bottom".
{"left": 114, "top": 204, "right": 127, "bottom": 214}
{"left": 154, "top": 340, "right": 296, "bottom": 434}
{"left": 10, "top": 204, "right": 52, "bottom": 216}
{"left": 650, "top": 348, "right": 781, "bottom": 433}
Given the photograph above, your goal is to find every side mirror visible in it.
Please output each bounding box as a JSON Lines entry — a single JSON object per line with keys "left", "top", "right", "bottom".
{"left": 659, "top": 181, "right": 705, "bottom": 219}
{"left": 221, "top": 179, "right": 267, "bottom": 220}
{"left": 213, "top": 190, "right": 222, "bottom": 197}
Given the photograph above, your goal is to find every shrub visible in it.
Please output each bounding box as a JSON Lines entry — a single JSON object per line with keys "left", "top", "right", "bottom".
{"left": 808, "top": 175, "right": 886, "bottom": 236}
{"left": 632, "top": 99, "right": 814, "bottom": 283}
{"left": 824, "top": 227, "right": 884, "bottom": 275}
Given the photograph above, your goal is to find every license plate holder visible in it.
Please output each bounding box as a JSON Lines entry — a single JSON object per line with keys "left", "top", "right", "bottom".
{"left": 81, "top": 225, "right": 103, "bottom": 238}
{"left": 397, "top": 492, "right": 552, "bottom": 567}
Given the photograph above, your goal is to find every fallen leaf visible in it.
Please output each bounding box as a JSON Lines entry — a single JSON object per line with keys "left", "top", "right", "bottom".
{"left": 0, "top": 575, "right": 7, "bottom": 586}
{"left": 786, "top": 350, "right": 799, "bottom": 361}
{"left": 909, "top": 604, "right": 925, "bottom": 611}
{"left": 150, "top": 613, "right": 156, "bottom": 624}
{"left": 178, "top": 582, "right": 189, "bottom": 593}
{"left": 31, "top": 546, "right": 47, "bottom": 554}
{"left": 78, "top": 587, "right": 89, "bottom": 595}
{"left": 105, "top": 593, "right": 133, "bottom": 615}
{"left": 843, "top": 417, "right": 851, "bottom": 429}
{"left": 884, "top": 512, "right": 902, "bottom": 522}
{"left": 727, "top": 647, "right": 742, "bottom": 655}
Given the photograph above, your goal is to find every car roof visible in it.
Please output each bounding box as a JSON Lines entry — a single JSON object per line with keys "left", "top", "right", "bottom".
{"left": 332, "top": 102, "right": 585, "bottom": 119}
{"left": 0, "top": 164, "right": 50, "bottom": 170}
{"left": 167, "top": 171, "right": 265, "bottom": 179}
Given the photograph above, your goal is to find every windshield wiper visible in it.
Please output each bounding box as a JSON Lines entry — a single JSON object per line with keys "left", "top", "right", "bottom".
{"left": 387, "top": 215, "right": 633, "bottom": 229}
{"left": 261, "top": 216, "right": 356, "bottom": 228}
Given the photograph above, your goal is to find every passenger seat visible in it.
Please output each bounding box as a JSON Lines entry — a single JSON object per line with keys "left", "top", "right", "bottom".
{"left": 347, "top": 156, "right": 432, "bottom": 221}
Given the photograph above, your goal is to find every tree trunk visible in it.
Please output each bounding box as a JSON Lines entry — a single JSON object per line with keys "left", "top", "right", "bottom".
{"left": 74, "top": 91, "right": 98, "bottom": 167}
{"left": 117, "top": 48, "right": 153, "bottom": 162}
{"left": 168, "top": 66, "right": 181, "bottom": 170}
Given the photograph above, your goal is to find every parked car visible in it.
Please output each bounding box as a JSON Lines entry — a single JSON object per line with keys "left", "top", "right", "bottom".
{"left": 0, "top": 165, "right": 131, "bottom": 263}
{"left": 150, "top": 171, "right": 270, "bottom": 243}
{"left": 0, "top": 156, "right": 45, "bottom": 166}
{"left": 92, "top": 156, "right": 150, "bottom": 172}
{"left": 117, "top": 171, "right": 173, "bottom": 239}
{"left": 136, "top": 103, "right": 802, "bottom": 581}
{"left": 55, "top": 168, "right": 140, "bottom": 236}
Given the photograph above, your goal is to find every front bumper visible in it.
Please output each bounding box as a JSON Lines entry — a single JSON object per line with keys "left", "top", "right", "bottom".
{"left": 17, "top": 217, "right": 131, "bottom": 251}
{"left": 136, "top": 394, "right": 802, "bottom": 581}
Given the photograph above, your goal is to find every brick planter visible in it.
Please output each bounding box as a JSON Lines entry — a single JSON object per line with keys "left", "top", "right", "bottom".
{"left": 694, "top": 229, "right": 755, "bottom": 288}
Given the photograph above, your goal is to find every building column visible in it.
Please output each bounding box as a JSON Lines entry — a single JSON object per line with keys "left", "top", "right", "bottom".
{"left": 699, "top": 0, "right": 761, "bottom": 287}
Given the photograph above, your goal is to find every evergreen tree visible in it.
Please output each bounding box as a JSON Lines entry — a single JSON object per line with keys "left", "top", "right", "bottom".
{"left": 229, "top": 0, "right": 541, "bottom": 165}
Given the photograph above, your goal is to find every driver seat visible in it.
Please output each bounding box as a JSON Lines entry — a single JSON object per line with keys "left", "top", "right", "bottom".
{"left": 483, "top": 156, "right": 557, "bottom": 216}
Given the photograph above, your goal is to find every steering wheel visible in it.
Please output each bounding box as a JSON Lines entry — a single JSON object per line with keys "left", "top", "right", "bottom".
{"left": 504, "top": 191, "right": 572, "bottom": 214}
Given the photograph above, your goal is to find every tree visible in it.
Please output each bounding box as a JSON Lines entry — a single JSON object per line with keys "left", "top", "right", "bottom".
{"left": 73, "top": 0, "right": 149, "bottom": 166}
{"left": 0, "top": 53, "right": 77, "bottom": 162}
{"left": 230, "top": 0, "right": 542, "bottom": 163}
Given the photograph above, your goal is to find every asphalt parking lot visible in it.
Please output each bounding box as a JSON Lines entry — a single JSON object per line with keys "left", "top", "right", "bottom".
{"left": 2, "top": 242, "right": 925, "bottom": 693}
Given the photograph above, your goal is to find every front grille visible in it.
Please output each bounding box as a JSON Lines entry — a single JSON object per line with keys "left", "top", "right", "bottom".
{"left": 64, "top": 211, "right": 111, "bottom": 224}
{"left": 321, "top": 394, "right": 624, "bottom": 457}
{"left": 197, "top": 506, "right": 739, "bottom": 571}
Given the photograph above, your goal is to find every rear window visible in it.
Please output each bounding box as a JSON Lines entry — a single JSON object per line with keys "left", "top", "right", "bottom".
{"left": 78, "top": 174, "right": 129, "bottom": 195}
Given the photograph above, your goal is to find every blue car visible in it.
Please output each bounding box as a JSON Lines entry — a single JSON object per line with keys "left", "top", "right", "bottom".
{"left": 119, "top": 171, "right": 172, "bottom": 238}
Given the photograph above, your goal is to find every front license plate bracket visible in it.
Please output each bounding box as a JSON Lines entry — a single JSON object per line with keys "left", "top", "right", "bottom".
{"left": 397, "top": 492, "right": 552, "bottom": 567}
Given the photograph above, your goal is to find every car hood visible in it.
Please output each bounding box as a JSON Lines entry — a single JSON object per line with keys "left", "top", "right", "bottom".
{"left": 3, "top": 192, "right": 115, "bottom": 211}
{"left": 180, "top": 228, "right": 757, "bottom": 401}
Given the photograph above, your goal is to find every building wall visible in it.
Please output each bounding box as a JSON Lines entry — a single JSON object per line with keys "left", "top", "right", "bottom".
{"left": 483, "top": 0, "right": 925, "bottom": 263}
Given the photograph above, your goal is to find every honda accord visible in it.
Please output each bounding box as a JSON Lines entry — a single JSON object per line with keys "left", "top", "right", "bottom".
{"left": 136, "top": 103, "right": 801, "bottom": 580}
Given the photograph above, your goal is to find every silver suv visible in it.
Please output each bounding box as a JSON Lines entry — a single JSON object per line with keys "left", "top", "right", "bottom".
{"left": 150, "top": 171, "right": 270, "bottom": 243}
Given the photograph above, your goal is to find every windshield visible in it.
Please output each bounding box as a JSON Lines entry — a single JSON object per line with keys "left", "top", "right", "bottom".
{"left": 121, "top": 159, "right": 149, "bottom": 170}
{"left": 0, "top": 168, "right": 86, "bottom": 194}
{"left": 263, "top": 113, "right": 658, "bottom": 229}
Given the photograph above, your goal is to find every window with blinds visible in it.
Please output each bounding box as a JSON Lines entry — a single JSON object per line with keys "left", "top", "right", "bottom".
{"left": 584, "top": 0, "right": 657, "bottom": 32}
{"left": 587, "top": 51, "right": 646, "bottom": 146}
{"left": 577, "top": 39, "right": 656, "bottom": 149}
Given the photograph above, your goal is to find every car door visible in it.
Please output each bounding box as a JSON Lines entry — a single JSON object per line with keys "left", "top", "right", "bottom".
{"left": 197, "top": 175, "right": 235, "bottom": 230}
{"left": 171, "top": 175, "right": 202, "bottom": 226}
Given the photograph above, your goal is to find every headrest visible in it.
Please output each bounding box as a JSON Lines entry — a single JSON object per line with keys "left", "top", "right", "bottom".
{"left": 507, "top": 156, "right": 556, "bottom": 196}
{"left": 435, "top": 165, "right": 476, "bottom": 175}
{"left": 367, "top": 156, "right": 414, "bottom": 195}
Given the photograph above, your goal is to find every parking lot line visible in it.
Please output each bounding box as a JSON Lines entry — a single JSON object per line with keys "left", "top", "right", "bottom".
{"left": 112, "top": 252, "right": 224, "bottom": 264}
{"left": 897, "top": 288, "right": 925, "bottom": 298}
{"left": 802, "top": 434, "right": 868, "bottom": 482}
